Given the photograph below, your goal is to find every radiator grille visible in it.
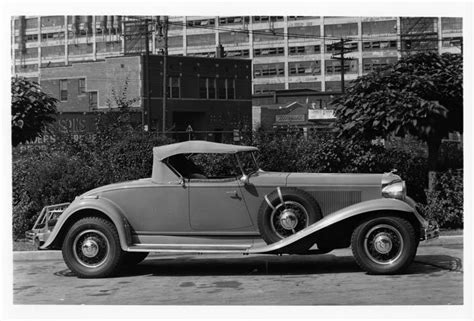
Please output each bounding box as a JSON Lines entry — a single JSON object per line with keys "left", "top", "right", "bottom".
{"left": 309, "top": 191, "right": 362, "bottom": 216}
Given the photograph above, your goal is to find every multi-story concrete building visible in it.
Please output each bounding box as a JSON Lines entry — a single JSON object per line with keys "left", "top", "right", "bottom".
{"left": 12, "top": 16, "right": 462, "bottom": 94}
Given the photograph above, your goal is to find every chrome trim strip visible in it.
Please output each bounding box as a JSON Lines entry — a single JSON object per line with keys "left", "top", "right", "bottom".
{"left": 265, "top": 195, "right": 275, "bottom": 210}
{"left": 277, "top": 186, "right": 284, "bottom": 203}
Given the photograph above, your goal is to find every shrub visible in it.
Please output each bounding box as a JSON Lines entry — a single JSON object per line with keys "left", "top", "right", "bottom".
{"left": 251, "top": 131, "right": 429, "bottom": 203}
{"left": 421, "top": 169, "right": 463, "bottom": 229}
{"left": 12, "top": 109, "right": 174, "bottom": 239}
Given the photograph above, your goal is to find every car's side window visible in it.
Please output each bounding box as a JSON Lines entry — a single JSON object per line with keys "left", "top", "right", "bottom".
{"left": 166, "top": 154, "right": 207, "bottom": 179}
{"left": 189, "top": 154, "right": 241, "bottom": 180}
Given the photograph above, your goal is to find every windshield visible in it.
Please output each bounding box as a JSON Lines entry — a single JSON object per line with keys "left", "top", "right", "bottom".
{"left": 237, "top": 151, "right": 260, "bottom": 175}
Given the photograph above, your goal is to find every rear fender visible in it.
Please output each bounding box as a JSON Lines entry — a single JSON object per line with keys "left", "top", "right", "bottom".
{"left": 249, "top": 198, "right": 426, "bottom": 254}
{"left": 39, "top": 198, "right": 132, "bottom": 251}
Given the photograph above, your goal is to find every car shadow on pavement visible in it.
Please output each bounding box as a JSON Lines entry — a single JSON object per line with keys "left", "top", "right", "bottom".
{"left": 94, "top": 254, "right": 461, "bottom": 278}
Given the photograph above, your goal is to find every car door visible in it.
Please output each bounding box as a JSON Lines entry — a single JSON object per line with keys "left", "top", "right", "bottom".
{"left": 188, "top": 178, "right": 254, "bottom": 231}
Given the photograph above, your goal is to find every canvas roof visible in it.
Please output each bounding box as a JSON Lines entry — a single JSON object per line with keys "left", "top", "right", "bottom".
{"left": 153, "top": 140, "right": 258, "bottom": 160}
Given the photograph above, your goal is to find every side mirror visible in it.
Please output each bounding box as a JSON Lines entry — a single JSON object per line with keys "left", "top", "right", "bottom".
{"left": 240, "top": 174, "right": 249, "bottom": 185}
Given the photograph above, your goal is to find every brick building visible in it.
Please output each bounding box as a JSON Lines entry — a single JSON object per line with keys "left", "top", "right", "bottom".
{"left": 39, "top": 54, "right": 252, "bottom": 134}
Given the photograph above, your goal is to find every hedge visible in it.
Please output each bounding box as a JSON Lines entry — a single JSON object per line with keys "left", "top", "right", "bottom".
{"left": 12, "top": 119, "right": 463, "bottom": 238}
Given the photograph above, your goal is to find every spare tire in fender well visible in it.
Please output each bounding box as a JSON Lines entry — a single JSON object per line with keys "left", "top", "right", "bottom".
{"left": 257, "top": 187, "right": 322, "bottom": 245}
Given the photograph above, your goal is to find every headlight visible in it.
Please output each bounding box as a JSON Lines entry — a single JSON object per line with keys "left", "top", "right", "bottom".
{"left": 382, "top": 180, "right": 406, "bottom": 200}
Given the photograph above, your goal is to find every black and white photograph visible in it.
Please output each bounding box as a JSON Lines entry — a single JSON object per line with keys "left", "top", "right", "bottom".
{"left": 2, "top": 0, "right": 472, "bottom": 319}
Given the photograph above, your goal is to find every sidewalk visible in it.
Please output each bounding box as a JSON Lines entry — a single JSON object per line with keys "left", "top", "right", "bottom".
{"left": 12, "top": 234, "right": 463, "bottom": 261}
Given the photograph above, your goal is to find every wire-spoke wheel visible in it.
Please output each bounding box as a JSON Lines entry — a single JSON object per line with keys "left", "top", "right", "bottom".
{"left": 72, "top": 229, "right": 110, "bottom": 269}
{"left": 62, "top": 217, "right": 124, "bottom": 278}
{"left": 270, "top": 201, "right": 310, "bottom": 239}
{"left": 351, "top": 216, "right": 418, "bottom": 275}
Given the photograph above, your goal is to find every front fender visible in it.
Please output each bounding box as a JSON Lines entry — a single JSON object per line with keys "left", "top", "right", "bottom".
{"left": 249, "top": 198, "right": 426, "bottom": 254}
{"left": 40, "top": 197, "right": 132, "bottom": 251}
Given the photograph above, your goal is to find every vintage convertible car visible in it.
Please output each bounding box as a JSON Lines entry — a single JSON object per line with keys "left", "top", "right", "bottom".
{"left": 39, "top": 140, "right": 439, "bottom": 278}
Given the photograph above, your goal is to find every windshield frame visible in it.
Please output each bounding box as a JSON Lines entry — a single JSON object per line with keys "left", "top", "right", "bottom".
{"left": 235, "top": 151, "right": 260, "bottom": 177}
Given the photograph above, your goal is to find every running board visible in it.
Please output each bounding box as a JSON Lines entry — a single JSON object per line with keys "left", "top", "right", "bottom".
{"left": 127, "top": 243, "right": 253, "bottom": 254}
{"left": 126, "top": 238, "right": 320, "bottom": 255}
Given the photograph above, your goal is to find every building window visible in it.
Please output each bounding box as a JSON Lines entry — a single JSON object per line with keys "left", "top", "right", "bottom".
{"left": 227, "top": 79, "right": 235, "bottom": 99}
{"left": 288, "top": 25, "right": 321, "bottom": 39}
{"left": 288, "top": 45, "right": 320, "bottom": 55}
{"left": 288, "top": 81, "right": 322, "bottom": 91}
{"left": 168, "top": 77, "right": 180, "bottom": 98}
{"left": 199, "top": 78, "right": 207, "bottom": 98}
{"left": 217, "top": 78, "right": 226, "bottom": 99}
{"left": 401, "top": 17, "right": 438, "bottom": 34}
{"left": 254, "top": 47, "right": 284, "bottom": 57}
{"left": 325, "top": 60, "right": 358, "bottom": 74}
{"left": 59, "top": 79, "right": 68, "bottom": 101}
{"left": 219, "top": 31, "right": 249, "bottom": 45}
{"left": 254, "top": 83, "right": 285, "bottom": 94}
{"left": 186, "top": 33, "right": 215, "bottom": 47}
{"left": 187, "top": 19, "right": 216, "bottom": 27}
{"left": 41, "top": 32, "right": 65, "bottom": 42}
{"left": 89, "top": 91, "right": 98, "bottom": 109}
{"left": 362, "top": 57, "right": 398, "bottom": 72}
{"left": 442, "top": 17, "right": 462, "bottom": 33}
{"left": 225, "top": 49, "right": 250, "bottom": 58}
{"left": 252, "top": 16, "right": 284, "bottom": 23}
{"left": 442, "top": 37, "right": 462, "bottom": 48}
{"left": 253, "top": 28, "right": 284, "bottom": 42}
{"left": 289, "top": 61, "right": 321, "bottom": 75}
{"left": 253, "top": 63, "right": 285, "bottom": 78}
{"left": 362, "top": 40, "right": 397, "bottom": 51}
{"left": 324, "top": 23, "right": 358, "bottom": 37}
{"left": 78, "top": 78, "right": 86, "bottom": 95}
{"left": 327, "top": 42, "right": 358, "bottom": 53}
{"left": 208, "top": 78, "right": 216, "bottom": 99}
{"left": 362, "top": 20, "right": 397, "bottom": 35}
{"left": 199, "top": 78, "right": 217, "bottom": 99}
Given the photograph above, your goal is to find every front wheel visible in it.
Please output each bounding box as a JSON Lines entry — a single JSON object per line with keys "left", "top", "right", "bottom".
{"left": 351, "top": 216, "right": 418, "bottom": 275}
{"left": 62, "top": 217, "right": 124, "bottom": 278}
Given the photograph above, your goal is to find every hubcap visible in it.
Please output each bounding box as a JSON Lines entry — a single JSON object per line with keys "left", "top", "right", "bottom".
{"left": 72, "top": 229, "right": 110, "bottom": 268}
{"left": 270, "top": 201, "right": 309, "bottom": 239}
{"left": 81, "top": 239, "right": 99, "bottom": 258}
{"left": 373, "top": 233, "right": 393, "bottom": 254}
{"left": 364, "top": 224, "right": 404, "bottom": 265}
{"left": 280, "top": 210, "right": 298, "bottom": 230}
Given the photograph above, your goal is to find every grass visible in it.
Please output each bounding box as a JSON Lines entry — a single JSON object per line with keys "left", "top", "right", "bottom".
{"left": 13, "top": 240, "right": 38, "bottom": 251}
{"left": 439, "top": 228, "right": 463, "bottom": 236}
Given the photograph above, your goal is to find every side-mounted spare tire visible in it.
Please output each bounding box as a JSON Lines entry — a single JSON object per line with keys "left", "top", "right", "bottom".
{"left": 257, "top": 187, "right": 322, "bottom": 245}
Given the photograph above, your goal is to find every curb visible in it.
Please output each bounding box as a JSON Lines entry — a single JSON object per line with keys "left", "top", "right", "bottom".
{"left": 13, "top": 235, "right": 463, "bottom": 262}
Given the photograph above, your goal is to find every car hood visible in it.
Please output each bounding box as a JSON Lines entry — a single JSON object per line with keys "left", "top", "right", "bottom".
{"left": 286, "top": 172, "right": 385, "bottom": 187}
{"left": 249, "top": 171, "right": 388, "bottom": 187}
{"left": 79, "top": 178, "right": 154, "bottom": 198}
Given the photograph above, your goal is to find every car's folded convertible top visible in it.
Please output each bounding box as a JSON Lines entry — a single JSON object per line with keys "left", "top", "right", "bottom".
{"left": 153, "top": 140, "right": 258, "bottom": 160}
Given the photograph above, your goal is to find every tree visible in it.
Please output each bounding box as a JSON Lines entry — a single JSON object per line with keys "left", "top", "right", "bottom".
{"left": 333, "top": 52, "right": 462, "bottom": 173}
{"left": 11, "top": 77, "right": 58, "bottom": 147}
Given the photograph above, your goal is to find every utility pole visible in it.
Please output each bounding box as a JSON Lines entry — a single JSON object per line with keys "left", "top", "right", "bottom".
{"left": 160, "top": 16, "right": 169, "bottom": 136}
{"left": 340, "top": 38, "right": 345, "bottom": 94}
{"left": 330, "top": 38, "right": 354, "bottom": 94}
{"left": 144, "top": 18, "right": 151, "bottom": 131}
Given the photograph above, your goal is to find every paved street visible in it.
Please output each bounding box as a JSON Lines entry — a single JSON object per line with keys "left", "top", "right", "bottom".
{"left": 12, "top": 239, "right": 463, "bottom": 306}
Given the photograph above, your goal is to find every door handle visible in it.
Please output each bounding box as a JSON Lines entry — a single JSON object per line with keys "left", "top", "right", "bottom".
{"left": 226, "top": 190, "right": 241, "bottom": 199}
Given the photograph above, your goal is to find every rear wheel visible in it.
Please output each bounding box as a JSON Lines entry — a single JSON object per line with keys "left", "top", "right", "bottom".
{"left": 351, "top": 216, "right": 417, "bottom": 274}
{"left": 62, "top": 217, "right": 124, "bottom": 278}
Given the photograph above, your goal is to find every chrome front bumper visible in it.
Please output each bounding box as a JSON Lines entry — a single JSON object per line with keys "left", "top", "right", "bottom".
{"left": 422, "top": 220, "right": 440, "bottom": 241}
